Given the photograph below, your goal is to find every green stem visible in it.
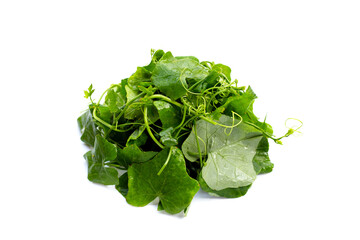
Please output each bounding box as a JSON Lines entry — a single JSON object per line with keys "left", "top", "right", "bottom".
{"left": 105, "top": 92, "right": 146, "bottom": 136}
{"left": 148, "top": 94, "right": 183, "bottom": 108}
{"left": 144, "top": 106, "right": 164, "bottom": 149}
{"left": 157, "top": 146, "right": 173, "bottom": 175}
{"left": 149, "top": 94, "right": 241, "bottom": 132}
{"left": 107, "top": 163, "right": 126, "bottom": 170}
{"left": 93, "top": 108, "right": 134, "bottom": 132}
{"left": 174, "top": 105, "right": 187, "bottom": 131}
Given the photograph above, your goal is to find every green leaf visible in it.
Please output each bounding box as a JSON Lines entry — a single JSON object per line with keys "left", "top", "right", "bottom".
{"left": 152, "top": 57, "right": 209, "bottom": 100}
{"left": 253, "top": 137, "right": 274, "bottom": 174}
{"left": 198, "top": 173, "right": 251, "bottom": 198}
{"left": 223, "top": 86, "right": 273, "bottom": 136}
{"left": 223, "top": 86, "right": 257, "bottom": 117}
{"left": 153, "top": 100, "right": 182, "bottom": 129}
{"left": 105, "top": 88, "right": 125, "bottom": 113}
{"left": 159, "top": 128, "right": 178, "bottom": 147}
{"left": 116, "top": 144, "right": 157, "bottom": 169}
{"left": 128, "top": 67, "right": 152, "bottom": 90}
{"left": 126, "top": 125, "right": 148, "bottom": 147}
{"left": 124, "top": 85, "right": 142, "bottom": 119}
{"left": 182, "top": 115, "right": 263, "bottom": 191}
{"left": 191, "top": 70, "right": 220, "bottom": 93}
{"left": 115, "top": 172, "right": 129, "bottom": 197}
{"left": 97, "top": 105, "right": 112, "bottom": 123}
{"left": 84, "top": 84, "right": 95, "bottom": 99}
{"left": 157, "top": 201, "right": 164, "bottom": 211}
{"left": 126, "top": 148, "right": 199, "bottom": 214}
{"left": 175, "top": 55, "right": 200, "bottom": 62}
{"left": 85, "top": 135, "right": 119, "bottom": 185}
{"left": 144, "top": 49, "right": 165, "bottom": 72}
{"left": 213, "top": 64, "right": 231, "bottom": 81}
{"left": 77, "top": 109, "right": 98, "bottom": 147}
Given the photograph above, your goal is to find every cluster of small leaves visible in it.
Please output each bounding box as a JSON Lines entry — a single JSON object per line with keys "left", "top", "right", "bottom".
{"left": 78, "top": 49, "right": 298, "bottom": 215}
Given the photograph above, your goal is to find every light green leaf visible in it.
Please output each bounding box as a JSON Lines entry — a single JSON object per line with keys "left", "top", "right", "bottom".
{"left": 159, "top": 128, "right": 178, "bottom": 147}
{"left": 182, "top": 115, "right": 263, "bottom": 191}
{"left": 105, "top": 88, "right": 125, "bottom": 113}
{"left": 128, "top": 67, "right": 152, "bottom": 90}
{"left": 124, "top": 85, "right": 142, "bottom": 119}
{"left": 198, "top": 173, "right": 251, "bottom": 198}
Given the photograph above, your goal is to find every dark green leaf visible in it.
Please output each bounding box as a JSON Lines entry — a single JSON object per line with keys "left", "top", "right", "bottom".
{"left": 85, "top": 135, "right": 119, "bottom": 185}
{"left": 77, "top": 109, "right": 97, "bottom": 147}
{"left": 126, "top": 148, "right": 199, "bottom": 214}
{"left": 157, "top": 201, "right": 164, "bottom": 211}
{"left": 223, "top": 86, "right": 257, "bottom": 117}
{"left": 153, "top": 100, "right": 182, "bottom": 129}
{"left": 116, "top": 144, "right": 157, "bottom": 169}
{"left": 191, "top": 70, "right": 220, "bottom": 93}
{"left": 97, "top": 105, "right": 112, "bottom": 124}
{"left": 253, "top": 137, "right": 274, "bottom": 174}
{"left": 115, "top": 172, "right": 129, "bottom": 197}
{"left": 126, "top": 125, "right": 148, "bottom": 147}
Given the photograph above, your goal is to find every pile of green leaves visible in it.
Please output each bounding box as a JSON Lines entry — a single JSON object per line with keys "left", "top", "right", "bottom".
{"left": 78, "top": 49, "right": 298, "bottom": 215}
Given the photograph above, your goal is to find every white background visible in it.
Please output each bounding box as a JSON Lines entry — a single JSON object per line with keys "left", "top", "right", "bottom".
{"left": 1, "top": 1, "right": 359, "bottom": 239}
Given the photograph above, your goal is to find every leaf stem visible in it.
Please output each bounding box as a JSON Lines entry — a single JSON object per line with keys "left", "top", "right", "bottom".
{"left": 157, "top": 146, "right": 173, "bottom": 175}
{"left": 144, "top": 106, "right": 164, "bottom": 149}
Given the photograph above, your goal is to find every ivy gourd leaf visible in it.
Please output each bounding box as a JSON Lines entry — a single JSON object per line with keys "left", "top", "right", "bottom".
{"left": 223, "top": 86, "right": 273, "bottom": 136}
{"left": 159, "top": 128, "right": 178, "bottom": 147}
{"left": 97, "top": 105, "right": 112, "bottom": 123}
{"left": 191, "top": 70, "right": 220, "bottom": 93}
{"left": 198, "top": 173, "right": 251, "bottom": 198}
{"left": 153, "top": 100, "right": 182, "bottom": 129}
{"left": 126, "top": 147, "right": 199, "bottom": 214}
{"left": 213, "top": 63, "right": 231, "bottom": 81}
{"left": 128, "top": 67, "right": 152, "bottom": 90}
{"left": 124, "top": 85, "right": 142, "bottom": 119}
{"left": 144, "top": 49, "right": 165, "bottom": 72}
{"left": 182, "top": 115, "right": 263, "bottom": 191}
{"left": 115, "top": 172, "right": 129, "bottom": 197}
{"left": 116, "top": 144, "right": 157, "bottom": 169}
{"left": 252, "top": 137, "right": 274, "bottom": 174}
{"left": 105, "top": 88, "right": 125, "bottom": 113}
{"left": 175, "top": 55, "right": 200, "bottom": 62}
{"left": 223, "top": 86, "right": 257, "bottom": 118}
{"left": 77, "top": 109, "right": 98, "bottom": 147}
{"left": 126, "top": 125, "right": 148, "bottom": 147}
{"left": 152, "top": 57, "right": 209, "bottom": 100}
{"left": 84, "top": 135, "right": 119, "bottom": 185}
